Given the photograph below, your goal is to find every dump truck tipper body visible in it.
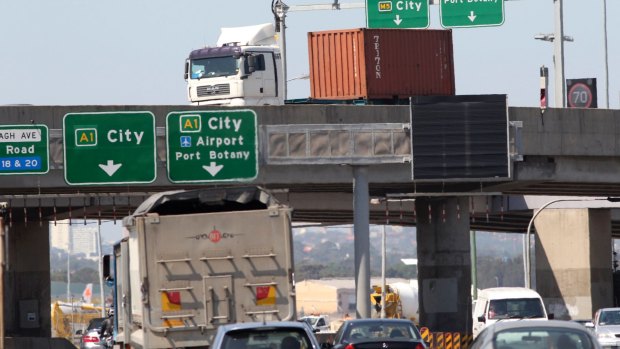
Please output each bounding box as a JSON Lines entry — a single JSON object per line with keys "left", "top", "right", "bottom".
{"left": 110, "top": 187, "right": 296, "bottom": 348}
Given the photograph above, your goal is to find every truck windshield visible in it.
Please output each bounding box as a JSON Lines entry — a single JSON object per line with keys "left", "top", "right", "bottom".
{"left": 190, "top": 56, "right": 239, "bottom": 79}
{"left": 488, "top": 298, "right": 545, "bottom": 319}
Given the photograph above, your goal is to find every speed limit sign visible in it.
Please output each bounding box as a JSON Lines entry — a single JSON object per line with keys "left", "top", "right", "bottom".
{"left": 567, "top": 78, "right": 598, "bottom": 108}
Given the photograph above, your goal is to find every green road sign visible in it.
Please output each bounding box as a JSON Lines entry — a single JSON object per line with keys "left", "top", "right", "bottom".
{"left": 166, "top": 110, "right": 258, "bottom": 183}
{"left": 0, "top": 125, "right": 49, "bottom": 175}
{"left": 367, "top": 0, "right": 429, "bottom": 29}
{"left": 440, "top": 0, "right": 504, "bottom": 28}
{"left": 63, "top": 112, "right": 156, "bottom": 185}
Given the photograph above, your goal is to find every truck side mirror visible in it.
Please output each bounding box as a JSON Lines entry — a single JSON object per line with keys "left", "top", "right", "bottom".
{"left": 548, "top": 313, "right": 554, "bottom": 319}
{"left": 247, "top": 55, "right": 256, "bottom": 73}
{"left": 102, "top": 254, "right": 113, "bottom": 282}
{"left": 184, "top": 60, "right": 189, "bottom": 80}
{"left": 477, "top": 315, "right": 486, "bottom": 323}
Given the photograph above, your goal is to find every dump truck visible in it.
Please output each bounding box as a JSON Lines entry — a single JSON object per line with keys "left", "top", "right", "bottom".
{"left": 103, "top": 186, "right": 296, "bottom": 348}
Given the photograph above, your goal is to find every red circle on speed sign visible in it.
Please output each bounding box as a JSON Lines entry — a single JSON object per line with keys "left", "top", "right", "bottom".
{"left": 568, "top": 82, "right": 593, "bottom": 108}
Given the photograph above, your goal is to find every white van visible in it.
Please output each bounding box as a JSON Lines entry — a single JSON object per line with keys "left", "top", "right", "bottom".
{"left": 472, "top": 287, "right": 552, "bottom": 338}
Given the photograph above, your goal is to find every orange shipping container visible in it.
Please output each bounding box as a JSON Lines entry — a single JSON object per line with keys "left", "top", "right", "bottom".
{"left": 308, "top": 28, "right": 455, "bottom": 101}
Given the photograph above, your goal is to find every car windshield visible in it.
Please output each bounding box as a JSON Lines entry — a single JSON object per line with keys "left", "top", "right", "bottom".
{"left": 190, "top": 56, "right": 239, "bottom": 79}
{"left": 599, "top": 310, "right": 620, "bottom": 325}
{"left": 344, "top": 321, "right": 420, "bottom": 342}
{"left": 221, "top": 328, "right": 312, "bottom": 349}
{"left": 87, "top": 318, "right": 105, "bottom": 331}
{"left": 302, "top": 317, "right": 318, "bottom": 326}
{"left": 488, "top": 298, "right": 545, "bottom": 319}
{"left": 494, "top": 328, "right": 595, "bottom": 349}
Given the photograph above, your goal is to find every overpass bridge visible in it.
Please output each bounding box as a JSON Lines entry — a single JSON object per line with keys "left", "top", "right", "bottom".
{"left": 2, "top": 104, "right": 620, "bottom": 232}
{"left": 1, "top": 103, "right": 620, "bottom": 339}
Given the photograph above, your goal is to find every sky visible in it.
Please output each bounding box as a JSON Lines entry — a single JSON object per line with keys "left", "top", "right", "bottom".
{"left": 0, "top": 0, "right": 618, "bottom": 108}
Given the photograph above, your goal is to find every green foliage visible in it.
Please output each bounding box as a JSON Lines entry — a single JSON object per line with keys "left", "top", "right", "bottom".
{"left": 476, "top": 256, "right": 524, "bottom": 288}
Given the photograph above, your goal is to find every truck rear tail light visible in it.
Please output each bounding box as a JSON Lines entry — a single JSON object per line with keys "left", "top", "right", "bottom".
{"left": 345, "top": 344, "right": 355, "bottom": 349}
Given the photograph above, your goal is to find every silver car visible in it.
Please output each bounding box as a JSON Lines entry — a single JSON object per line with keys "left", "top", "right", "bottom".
{"left": 78, "top": 317, "right": 106, "bottom": 349}
{"left": 471, "top": 319, "right": 601, "bottom": 349}
{"left": 586, "top": 308, "right": 620, "bottom": 348}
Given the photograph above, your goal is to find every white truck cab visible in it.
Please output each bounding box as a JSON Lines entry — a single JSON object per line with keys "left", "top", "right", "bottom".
{"left": 185, "top": 23, "right": 284, "bottom": 106}
{"left": 472, "top": 287, "right": 552, "bottom": 338}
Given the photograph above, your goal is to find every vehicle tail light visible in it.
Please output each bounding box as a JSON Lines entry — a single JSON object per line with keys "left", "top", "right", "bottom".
{"left": 415, "top": 343, "right": 425, "bottom": 349}
{"left": 83, "top": 335, "right": 100, "bottom": 343}
{"left": 345, "top": 344, "right": 355, "bottom": 349}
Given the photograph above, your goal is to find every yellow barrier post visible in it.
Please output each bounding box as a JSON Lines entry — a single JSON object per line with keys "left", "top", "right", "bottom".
{"left": 445, "top": 332, "right": 452, "bottom": 349}
{"left": 453, "top": 333, "right": 461, "bottom": 349}
{"left": 435, "top": 332, "right": 444, "bottom": 349}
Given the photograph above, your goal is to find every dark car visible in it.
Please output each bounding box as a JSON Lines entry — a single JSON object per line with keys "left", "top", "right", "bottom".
{"left": 327, "top": 318, "right": 426, "bottom": 349}
{"left": 77, "top": 317, "right": 106, "bottom": 349}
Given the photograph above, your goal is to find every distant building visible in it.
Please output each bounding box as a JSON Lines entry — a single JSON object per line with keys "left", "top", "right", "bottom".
{"left": 50, "top": 221, "right": 70, "bottom": 251}
{"left": 50, "top": 221, "right": 98, "bottom": 259}
{"left": 72, "top": 226, "right": 98, "bottom": 258}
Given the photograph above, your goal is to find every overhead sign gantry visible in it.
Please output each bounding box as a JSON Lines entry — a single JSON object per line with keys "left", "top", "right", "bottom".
{"left": 439, "top": 0, "right": 505, "bottom": 28}
{"left": 166, "top": 110, "right": 258, "bottom": 183}
{"left": 366, "top": 0, "right": 430, "bottom": 28}
{"left": 63, "top": 112, "right": 157, "bottom": 185}
{"left": 0, "top": 125, "right": 49, "bottom": 175}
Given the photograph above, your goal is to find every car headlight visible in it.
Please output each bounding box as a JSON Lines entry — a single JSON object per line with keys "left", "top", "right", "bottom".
{"left": 597, "top": 332, "right": 615, "bottom": 339}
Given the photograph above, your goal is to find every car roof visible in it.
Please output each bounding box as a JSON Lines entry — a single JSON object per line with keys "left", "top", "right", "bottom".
{"left": 488, "top": 319, "right": 590, "bottom": 333}
{"left": 478, "top": 287, "right": 542, "bottom": 299}
{"left": 218, "top": 321, "right": 310, "bottom": 332}
{"left": 343, "top": 318, "right": 416, "bottom": 325}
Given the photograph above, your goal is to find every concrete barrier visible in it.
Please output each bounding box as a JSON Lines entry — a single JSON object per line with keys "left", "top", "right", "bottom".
{"left": 423, "top": 331, "right": 473, "bottom": 349}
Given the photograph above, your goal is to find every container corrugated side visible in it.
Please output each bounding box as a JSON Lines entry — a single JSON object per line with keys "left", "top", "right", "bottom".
{"left": 308, "top": 29, "right": 367, "bottom": 100}
{"left": 308, "top": 28, "right": 455, "bottom": 101}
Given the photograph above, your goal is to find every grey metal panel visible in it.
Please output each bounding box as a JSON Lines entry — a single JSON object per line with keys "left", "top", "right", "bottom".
{"left": 410, "top": 95, "right": 510, "bottom": 181}
{"left": 263, "top": 123, "right": 411, "bottom": 165}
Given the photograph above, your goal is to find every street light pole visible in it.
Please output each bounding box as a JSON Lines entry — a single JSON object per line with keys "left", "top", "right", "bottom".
{"left": 535, "top": 1, "right": 573, "bottom": 108}
{"left": 554, "top": 0, "right": 566, "bottom": 108}
{"left": 524, "top": 197, "right": 616, "bottom": 289}
{"left": 272, "top": 0, "right": 364, "bottom": 101}
{"left": 603, "top": 0, "right": 610, "bottom": 109}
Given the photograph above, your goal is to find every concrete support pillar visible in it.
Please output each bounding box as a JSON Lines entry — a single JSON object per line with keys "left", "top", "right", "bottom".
{"left": 353, "top": 166, "right": 371, "bottom": 319}
{"left": 534, "top": 208, "right": 612, "bottom": 320}
{"left": 416, "top": 197, "right": 472, "bottom": 333}
{"left": 4, "top": 223, "right": 51, "bottom": 337}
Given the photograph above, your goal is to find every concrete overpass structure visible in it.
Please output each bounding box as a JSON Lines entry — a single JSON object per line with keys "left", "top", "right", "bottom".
{"left": 0, "top": 104, "right": 619, "bottom": 338}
